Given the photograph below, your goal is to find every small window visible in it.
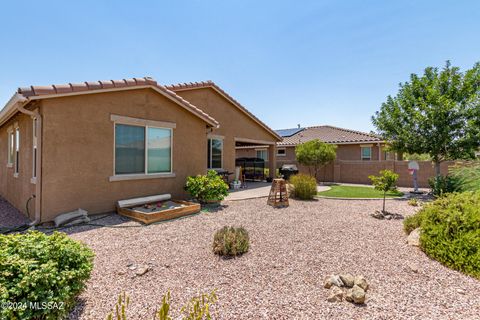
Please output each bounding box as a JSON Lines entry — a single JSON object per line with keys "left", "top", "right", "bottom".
{"left": 14, "top": 127, "right": 20, "bottom": 174}
{"left": 276, "top": 148, "right": 286, "bottom": 157}
{"left": 361, "top": 146, "right": 372, "bottom": 160}
{"left": 256, "top": 149, "right": 268, "bottom": 161}
{"left": 7, "top": 128, "right": 14, "bottom": 166}
{"left": 208, "top": 138, "right": 223, "bottom": 169}
{"left": 147, "top": 127, "right": 171, "bottom": 173}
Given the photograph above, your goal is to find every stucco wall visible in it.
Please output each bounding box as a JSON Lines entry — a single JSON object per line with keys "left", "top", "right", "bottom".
{"left": 172, "top": 87, "right": 278, "bottom": 174}
{"left": 0, "top": 112, "right": 36, "bottom": 219}
{"left": 40, "top": 88, "right": 208, "bottom": 221}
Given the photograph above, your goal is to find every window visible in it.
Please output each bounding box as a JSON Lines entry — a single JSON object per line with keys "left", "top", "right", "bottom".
{"left": 207, "top": 138, "right": 223, "bottom": 169}
{"left": 276, "top": 148, "right": 286, "bottom": 157}
{"left": 7, "top": 128, "right": 14, "bottom": 166}
{"left": 361, "top": 146, "right": 372, "bottom": 160}
{"left": 14, "top": 126, "right": 20, "bottom": 175}
{"left": 256, "top": 149, "right": 268, "bottom": 161}
{"left": 32, "top": 118, "right": 37, "bottom": 180}
{"left": 115, "top": 124, "right": 172, "bottom": 175}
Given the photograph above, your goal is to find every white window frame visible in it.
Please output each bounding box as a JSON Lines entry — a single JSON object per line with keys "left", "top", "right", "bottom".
{"left": 207, "top": 135, "right": 224, "bottom": 170}
{"left": 256, "top": 148, "right": 268, "bottom": 161}
{"left": 31, "top": 117, "right": 38, "bottom": 184}
{"left": 360, "top": 145, "right": 372, "bottom": 161}
{"left": 276, "top": 147, "right": 286, "bottom": 157}
{"left": 110, "top": 115, "right": 176, "bottom": 182}
{"left": 13, "top": 123, "right": 19, "bottom": 177}
{"left": 7, "top": 126, "right": 14, "bottom": 168}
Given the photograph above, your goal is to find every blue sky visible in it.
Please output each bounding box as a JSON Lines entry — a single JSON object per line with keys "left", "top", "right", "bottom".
{"left": 1, "top": 1, "right": 479, "bottom": 132}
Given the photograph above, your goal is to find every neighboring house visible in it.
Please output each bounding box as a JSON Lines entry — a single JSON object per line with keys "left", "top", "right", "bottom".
{"left": 0, "top": 77, "right": 280, "bottom": 223}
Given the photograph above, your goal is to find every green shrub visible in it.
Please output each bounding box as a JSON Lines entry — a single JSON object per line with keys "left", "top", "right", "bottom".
{"left": 185, "top": 170, "right": 229, "bottom": 203}
{"left": 449, "top": 162, "right": 480, "bottom": 192}
{"left": 403, "top": 211, "right": 426, "bottom": 234}
{"left": 0, "top": 231, "right": 94, "bottom": 320}
{"left": 407, "top": 198, "right": 419, "bottom": 207}
{"left": 428, "top": 175, "right": 458, "bottom": 197}
{"left": 212, "top": 226, "right": 249, "bottom": 257}
{"left": 410, "top": 192, "right": 480, "bottom": 278}
{"left": 289, "top": 174, "right": 317, "bottom": 200}
{"left": 106, "top": 290, "right": 217, "bottom": 320}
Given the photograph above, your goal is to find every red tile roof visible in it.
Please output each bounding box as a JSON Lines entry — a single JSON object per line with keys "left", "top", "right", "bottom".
{"left": 16, "top": 77, "right": 219, "bottom": 127}
{"left": 166, "top": 81, "right": 282, "bottom": 141}
{"left": 277, "top": 125, "right": 382, "bottom": 146}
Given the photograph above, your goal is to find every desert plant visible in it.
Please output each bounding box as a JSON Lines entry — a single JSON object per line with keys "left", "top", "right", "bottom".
{"left": 407, "top": 198, "right": 419, "bottom": 206}
{"left": 185, "top": 170, "right": 229, "bottom": 203}
{"left": 212, "top": 226, "right": 249, "bottom": 257}
{"left": 295, "top": 139, "right": 336, "bottom": 181}
{"left": 449, "top": 162, "right": 480, "bottom": 192}
{"left": 0, "top": 231, "right": 94, "bottom": 320}
{"left": 289, "top": 174, "right": 317, "bottom": 200}
{"left": 403, "top": 211, "right": 427, "bottom": 234}
{"left": 105, "top": 290, "right": 217, "bottom": 320}
{"left": 368, "top": 169, "right": 399, "bottom": 213}
{"left": 412, "top": 192, "right": 480, "bottom": 279}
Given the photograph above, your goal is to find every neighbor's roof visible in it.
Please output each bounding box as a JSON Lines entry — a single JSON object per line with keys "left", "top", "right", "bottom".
{"left": 166, "top": 81, "right": 282, "bottom": 141}
{"left": 6, "top": 77, "right": 219, "bottom": 127}
{"left": 275, "top": 127, "right": 305, "bottom": 137}
{"left": 277, "top": 125, "right": 383, "bottom": 146}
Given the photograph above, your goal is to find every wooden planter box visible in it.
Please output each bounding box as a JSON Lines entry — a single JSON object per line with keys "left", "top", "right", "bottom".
{"left": 117, "top": 200, "right": 201, "bottom": 224}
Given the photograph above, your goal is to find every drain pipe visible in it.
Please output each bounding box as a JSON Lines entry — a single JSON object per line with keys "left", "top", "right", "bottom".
{"left": 16, "top": 98, "right": 42, "bottom": 226}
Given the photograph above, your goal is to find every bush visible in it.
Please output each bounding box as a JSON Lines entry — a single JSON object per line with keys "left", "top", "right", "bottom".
{"left": 185, "top": 170, "right": 229, "bottom": 203}
{"left": 428, "top": 175, "right": 458, "bottom": 197}
{"left": 212, "top": 226, "right": 249, "bottom": 257}
{"left": 406, "top": 192, "right": 480, "bottom": 278}
{"left": 0, "top": 231, "right": 94, "bottom": 320}
{"left": 407, "top": 198, "right": 419, "bottom": 206}
{"left": 403, "top": 211, "right": 426, "bottom": 234}
{"left": 289, "top": 174, "right": 317, "bottom": 200}
{"left": 449, "top": 162, "right": 480, "bottom": 192}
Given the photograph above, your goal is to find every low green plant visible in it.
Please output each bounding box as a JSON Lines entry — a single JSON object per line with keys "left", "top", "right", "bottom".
{"left": 105, "top": 290, "right": 217, "bottom": 320}
{"left": 403, "top": 211, "right": 426, "bottom": 234}
{"left": 0, "top": 231, "right": 94, "bottom": 320}
{"left": 405, "top": 192, "right": 480, "bottom": 279}
{"left": 289, "top": 174, "right": 317, "bottom": 200}
{"left": 449, "top": 162, "right": 480, "bottom": 192}
{"left": 368, "top": 169, "right": 399, "bottom": 213}
{"left": 407, "top": 198, "right": 419, "bottom": 206}
{"left": 212, "top": 226, "right": 250, "bottom": 257}
{"left": 185, "top": 170, "right": 229, "bottom": 203}
{"left": 428, "top": 175, "right": 458, "bottom": 197}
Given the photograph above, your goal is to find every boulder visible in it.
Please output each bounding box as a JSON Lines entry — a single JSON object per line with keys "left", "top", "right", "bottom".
{"left": 345, "top": 288, "right": 354, "bottom": 302}
{"left": 354, "top": 275, "right": 369, "bottom": 291}
{"left": 324, "top": 275, "right": 344, "bottom": 289}
{"left": 327, "top": 286, "right": 344, "bottom": 302}
{"left": 339, "top": 274, "right": 355, "bottom": 288}
{"left": 351, "top": 285, "right": 366, "bottom": 304}
{"left": 407, "top": 228, "right": 421, "bottom": 246}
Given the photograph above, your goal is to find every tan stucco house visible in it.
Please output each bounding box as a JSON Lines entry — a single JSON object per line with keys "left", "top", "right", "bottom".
{"left": 0, "top": 77, "right": 280, "bottom": 223}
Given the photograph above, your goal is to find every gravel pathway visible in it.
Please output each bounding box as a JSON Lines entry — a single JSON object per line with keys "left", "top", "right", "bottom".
{"left": 0, "top": 196, "right": 30, "bottom": 227}
{"left": 68, "top": 198, "right": 480, "bottom": 320}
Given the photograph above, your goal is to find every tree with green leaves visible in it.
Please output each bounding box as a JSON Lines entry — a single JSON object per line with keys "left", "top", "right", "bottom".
{"left": 295, "top": 139, "right": 337, "bottom": 181}
{"left": 372, "top": 61, "right": 480, "bottom": 176}
{"left": 369, "top": 170, "right": 399, "bottom": 214}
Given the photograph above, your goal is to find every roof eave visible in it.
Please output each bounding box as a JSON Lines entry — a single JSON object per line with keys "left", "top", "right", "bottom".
{"left": 0, "top": 93, "right": 29, "bottom": 127}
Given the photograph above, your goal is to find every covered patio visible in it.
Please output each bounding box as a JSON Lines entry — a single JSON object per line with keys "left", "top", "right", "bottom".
{"left": 234, "top": 138, "right": 277, "bottom": 181}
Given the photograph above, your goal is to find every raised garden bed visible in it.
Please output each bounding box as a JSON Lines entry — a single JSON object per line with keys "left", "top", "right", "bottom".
{"left": 117, "top": 200, "right": 200, "bottom": 224}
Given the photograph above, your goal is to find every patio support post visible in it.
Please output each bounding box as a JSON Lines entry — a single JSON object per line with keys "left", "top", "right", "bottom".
{"left": 268, "top": 145, "right": 276, "bottom": 179}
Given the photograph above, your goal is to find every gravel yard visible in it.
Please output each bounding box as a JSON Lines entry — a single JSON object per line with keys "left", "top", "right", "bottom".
{"left": 67, "top": 198, "right": 480, "bottom": 320}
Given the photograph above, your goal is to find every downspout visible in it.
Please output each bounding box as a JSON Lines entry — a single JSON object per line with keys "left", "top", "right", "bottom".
{"left": 16, "top": 98, "right": 42, "bottom": 226}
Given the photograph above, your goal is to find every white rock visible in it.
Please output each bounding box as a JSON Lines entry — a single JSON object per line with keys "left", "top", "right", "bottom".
{"left": 327, "top": 286, "right": 344, "bottom": 302}
{"left": 407, "top": 228, "right": 421, "bottom": 246}
{"left": 324, "top": 275, "right": 344, "bottom": 288}
{"left": 354, "top": 275, "right": 369, "bottom": 291}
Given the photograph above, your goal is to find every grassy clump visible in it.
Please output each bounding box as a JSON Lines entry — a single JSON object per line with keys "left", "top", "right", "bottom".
{"left": 212, "top": 226, "right": 249, "bottom": 257}
{"left": 0, "top": 231, "right": 94, "bottom": 320}
{"left": 289, "top": 174, "right": 317, "bottom": 200}
{"left": 318, "top": 185, "right": 403, "bottom": 199}
{"left": 404, "top": 192, "right": 480, "bottom": 279}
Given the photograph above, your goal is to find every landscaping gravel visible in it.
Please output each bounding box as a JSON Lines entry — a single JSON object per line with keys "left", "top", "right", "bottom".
{"left": 67, "top": 198, "right": 480, "bottom": 319}
{"left": 0, "top": 196, "right": 30, "bottom": 227}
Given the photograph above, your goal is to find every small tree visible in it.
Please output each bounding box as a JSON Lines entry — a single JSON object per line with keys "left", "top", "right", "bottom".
{"left": 369, "top": 170, "right": 399, "bottom": 213}
{"left": 295, "top": 139, "right": 337, "bottom": 181}
{"left": 372, "top": 61, "right": 480, "bottom": 176}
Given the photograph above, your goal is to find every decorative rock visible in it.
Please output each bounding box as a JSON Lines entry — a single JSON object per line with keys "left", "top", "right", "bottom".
{"left": 135, "top": 265, "right": 149, "bottom": 276}
{"left": 354, "top": 275, "right": 369, "bottom": 291}
{"left": 327, "top": 286, "right": 344, "bottom": 302}
{"left": 407, "top": 228, "right": 421, "bottom": 246}
{"left": 457, "top": 288, "right": 466, "bottom": 295}
{"left": 324, "top": 275, "right": 344, "bottom": 289}
{"left": 351, "top": 285, "right": 366, "bottom": 304}
{"left": 407, "top": 263, "right": 419, "bottom": 273}
{"left": 339, "top": 274, "right": 355, "bottom": 288}
{"left": 345, "top": 288, "right": 354, "bottom": 302}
